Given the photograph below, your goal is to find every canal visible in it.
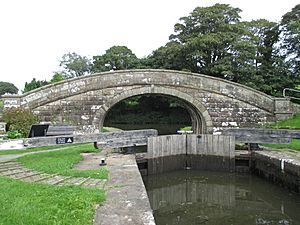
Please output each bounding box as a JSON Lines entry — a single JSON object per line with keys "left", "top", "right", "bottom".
{"left": 143, "top": 170, "right": 300, "bottom": 225}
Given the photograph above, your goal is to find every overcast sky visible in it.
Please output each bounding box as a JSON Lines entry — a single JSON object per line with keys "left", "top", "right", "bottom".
{"left": 0, "top": 0, "right": 299, "bottom": 92}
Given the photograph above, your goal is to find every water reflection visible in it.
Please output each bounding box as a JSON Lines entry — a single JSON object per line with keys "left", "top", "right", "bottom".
{"left": 144, "top": 170, "right": 300, "bottom": 225}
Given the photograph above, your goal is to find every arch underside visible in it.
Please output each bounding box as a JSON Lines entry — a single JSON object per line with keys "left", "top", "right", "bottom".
{"left": 94, "top": 86, "right": 213, "bottom": 134}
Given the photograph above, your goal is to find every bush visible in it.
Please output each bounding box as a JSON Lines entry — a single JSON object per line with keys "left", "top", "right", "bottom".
{"left": 3, "top": 107, "right": 38, "bottom": 138}
{"left": 7, "top": 130, "right": 22, "bottom": 139}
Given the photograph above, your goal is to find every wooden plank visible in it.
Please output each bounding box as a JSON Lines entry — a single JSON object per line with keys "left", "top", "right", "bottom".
{"left": 229, "top": 136, "right": 235, "bottom": 159}
{"left": 147, "top": 137, "right": 153, "bottom": 158}
{"left": 201, "top": 134, "right": 208, "bottom": 156}
{"left": 167, "top": 135, "right": 171, "bottom": 156}
{"left": 23, "top": 129, "right": 158, "bottom": 148}
{"left": 218, "top": 135, "right": 224, "bottom": 157}
{"left": 206, "top": 135, "right": 213, "bottom": 156}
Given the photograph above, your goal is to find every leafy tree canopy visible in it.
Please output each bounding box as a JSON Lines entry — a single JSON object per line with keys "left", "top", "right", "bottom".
{"left": 92, "top": 46, "right": 139, "bottom": 72}
{"left": 50, "top": 72, "right": 65, "bottom": 84}
{"left": 148, "top": 3, "right": 299, "bottom": 96}
{"left": 59, "top": 52, "right": 92, "bottom": 78}
{"left": 169, "top": 4, "right": 244, "bottom": 77}
{"left": 280, "top": 4, "right": 300, "bottom": 76}
{"left": 23, "top": 78, "right": 48, "bottom": 93}
{"left": 0, "top": 82, "right": 18, "bottom": 96}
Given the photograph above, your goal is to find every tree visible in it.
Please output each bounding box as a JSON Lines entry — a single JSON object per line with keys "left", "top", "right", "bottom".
{"left": 23, "top": 78, "right": 48, "bottom": 93}
{"left": 59, "top": 52, "right": 92, "bottom": 78}
{"left": 147, "top": 4, "right": 297, "bottom": 96}
{"left": 92, "top": 46, "right": 139, "bottom": 72}
{"left": 228, "top": 19, "right": 293, "bottom": 95}
{"left": 280, "top": 4, "right": 300, "bottom": 80}
{"left": 0, "top": 82, "right": 18, "bottom": 96}
{"left": 50, "top": 72, "right": 65, "bottom": 83}
{"left": 168, "top": 4, "right": 243, "bottom": 77}
{"left": 148, "top": 41, "right": 189, "bottom": 71}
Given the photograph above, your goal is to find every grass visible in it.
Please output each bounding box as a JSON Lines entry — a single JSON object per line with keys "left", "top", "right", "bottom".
{"left": 179, "top": 126, "right": 192, "bottom": 131}
{"left": 263, "top": 139, "right": 300, "bottom": 151}
{"left": 0, "top": 145, "right": 70, "bottom": 155}
{"left": 101, "top": 126, "right": 122, "bottom": 132}
{"left": 263, "top": 112, "right": 300, "bottom": 151}
{"left": 0, "top": 176, "right": 105, "bottom": 225}
{"left": 269, "top": 113, "right": 300, "bottom": 129}
{"left": 16, "top": 143, "right": 108, "bottom": 179}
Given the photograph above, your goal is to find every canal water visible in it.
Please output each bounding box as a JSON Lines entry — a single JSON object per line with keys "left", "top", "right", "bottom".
{"left": 143, "top": 170, "right": 300, "bottom": 225}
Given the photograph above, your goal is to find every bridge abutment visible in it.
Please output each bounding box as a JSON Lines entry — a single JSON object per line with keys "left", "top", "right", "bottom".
{"left": 274, "top": 98, "right": 294, "bottom": 120}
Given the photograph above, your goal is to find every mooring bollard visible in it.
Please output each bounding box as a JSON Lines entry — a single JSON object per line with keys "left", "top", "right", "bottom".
{"left": 99, "top": 158, "right": 107, "bottom": 166}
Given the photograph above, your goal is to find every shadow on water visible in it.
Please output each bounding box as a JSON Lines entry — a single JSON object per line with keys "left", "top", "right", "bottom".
{"left": 143, "top": 170, "right": 300, "bottom": 225}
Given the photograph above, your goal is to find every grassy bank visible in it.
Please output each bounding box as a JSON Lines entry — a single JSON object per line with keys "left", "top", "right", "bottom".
{"left": 270, "top": 113, "right": 300, "bottom": 129}
{"left": 16, "top": 143, "right": 108, "bottom": 179}
{"left": 0, "top": 176, "right": 105, "bottom": 225}
{"left": 0, "top": 143, "right": 107, "bottom": 225}
{"left": 264, "top": 113, "right": 300, "bottom": 151}
{"left": 0, "top": 145, "right": 70, "bottom": 155}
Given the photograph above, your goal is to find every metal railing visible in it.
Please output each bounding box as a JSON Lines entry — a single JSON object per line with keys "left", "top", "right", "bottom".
{"left": 283, "top": 88, "right": 300, "bottom": 100}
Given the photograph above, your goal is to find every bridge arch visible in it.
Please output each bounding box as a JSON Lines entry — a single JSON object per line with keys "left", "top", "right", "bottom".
{"left": 96, "top": 86, "right": 213, "bottom": 134}
{"left": 2, "top": 69, "right": 292, "bottom": 134}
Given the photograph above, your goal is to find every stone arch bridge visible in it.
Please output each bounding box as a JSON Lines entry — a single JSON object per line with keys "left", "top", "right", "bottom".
{"left": 3, "top": 69, "right": 293, "bottom": 134}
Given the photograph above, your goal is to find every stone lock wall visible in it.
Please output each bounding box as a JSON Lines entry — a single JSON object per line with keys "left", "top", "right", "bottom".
{"left": 2, "top": 69, "right": 293, "bottom": 134}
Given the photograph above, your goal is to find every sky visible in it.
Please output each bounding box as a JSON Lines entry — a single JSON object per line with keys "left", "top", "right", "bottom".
{"left": 0, "top": 0, "right": 299, "bottom": 92}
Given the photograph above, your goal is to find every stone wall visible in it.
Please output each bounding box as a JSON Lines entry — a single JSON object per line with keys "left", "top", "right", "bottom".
{"left": 2, "top": 69, "right": 293, "bottom": 134}
{"left": 252, "top": 151, "right": 300, "bottom": 193}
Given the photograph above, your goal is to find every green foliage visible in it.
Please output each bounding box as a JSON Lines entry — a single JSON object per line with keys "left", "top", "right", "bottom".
{"left": 23, "top": 73, "right": 65, "bottom": 93}
{"left": 0, "top": 99, "right": 3, "bottom": 111}
{"left": 148, "top": 41, "right": 188, "bottom": 71}
{"left": 60, "top": 52, "right": 92, "bottom": 78}
{"left": 92, "top": 46, "right": 140, "bottom": 72}
{"left": 17, "top": 144, "right": 108, "bottom": 179}
{"left": 50, "top": 72, "right": 65, "bottom": 83}
{"left": 0, "top": 81, "right": 18, "bottom": 96}
{"left": 263, "top": 112, "right": 300, "bottom": 151}
{"left": 263, "top": 139, "right": 300, "bottom": 151}
{"left": 180, "top": 126, "right": 192, "bottom": 131}
{"left": 7, "top": 130, "right": 22, "bottom": 139}
{"left": 168, "top": 3, "right": 242, "bottom": 77}
{"left": 146, "top": 3, "right": 299, "bottom": 96}
{"left": 3, "top": 107, "right": 38, "bottom": 138}
{"left": 0, "top": 176, "right": 105, "bottom": 225}
{"left": 23, "top": 78, "right": 48, "bottom": 93}
{"left": 105, "top": 95, "right": 191, "bottom": 125}
{"left": 101, "top": 127, "right": 122, "bottom": 132}
{"left": 281, "top": 4, "right": 300, "bottom": 75}
{"left": 268, "top": 112, "right": 300, "bottom": 129}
